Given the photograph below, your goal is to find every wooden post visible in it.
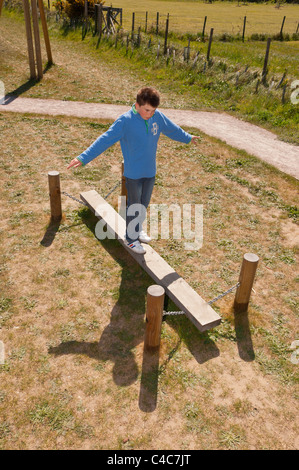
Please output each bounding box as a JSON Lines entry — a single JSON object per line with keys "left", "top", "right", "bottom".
{"left": 242, "top": 16, "right": 246, "bottom": 42}
{"left": 145, "top": 11, "right": 148, "bottom": 33}
{"left": 280, "top": 15, "right": 286, "bottom": 39}
{"left": 121, "top": 161, "right": 127, "bottom": 199}
{"left": 164, "top": 16, "right": 169, "bottom": 55}
{"left": 0, "top": 0, "right": 5, "bottom": 16}
{"left": 144, "top": 285, "right": 165, "bottom": 349}
{"left": 156, "top": 12, "right": 159, "bottom": 35}
{"left": 96, "top": 4, "right": 103, "bottom": 38}
{"left": 202, "top": 16, "right": 207, "bottom": 41}
{"left": 48, "top": 171, "right": 62, "bottom": 222}
{"left": 23, "top": 0, "right": 36, "bottom": 80}
{"left": 262, "top": 37, "right": 271, "bottom": 84}
{"left": 234, "top": 253, "right": 259, "bottom": 313}
{"left": 131, "top": 11, "right": 135, "bottom": 38}
{"left": 207, "top": 28, "right": 213, "bottom": 63}
{"left": 38, "top": 0, "right": 53, "bottom": 65}
{"left": 31, "top": 0, "right": 43, "bottom": 80}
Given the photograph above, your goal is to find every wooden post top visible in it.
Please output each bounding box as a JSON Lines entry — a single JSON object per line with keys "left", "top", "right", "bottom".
{"left": 147, "top": 285, "right": 165, "bottom": 297}
{"left": 244, "top": 253, "right": 259, "bottom": 263}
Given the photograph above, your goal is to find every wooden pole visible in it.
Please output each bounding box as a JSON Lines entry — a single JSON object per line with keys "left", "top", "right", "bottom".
{"left": 144, "top": 285, "right": 165, "bottom": 349}
{"left": 207, "top": 27, "right": 213, "bottom": 62}
{"left": 0, "top": 0, "right": 5, "bottom": 16}
{"left": 131, "top": 12, "right": 135, "bottom": 38}
{"left": 97, "top": 4, "right": 103, "bottom": 38}
{"left": 280, "top": 15, "right": 286, "bottom": 39}
{"left": 202, "top": 16, "right": 207, "bottom": 41}
{"left": 234, "top": 253, "right": 259, "bottom": 313}
{"left": 23, "top": 0, "right": 37, "bottom": 79}
{"left": 31, "top": 0, "right": 43, "bottom": 80}
{"left": 145, "top": 11, "right": 148, "bottom": 33}
{"left": 242, "top": 16, "right": 246, "bottom": 42}
{"left": 262, "top": 37, "right": 271, "bottom": 84}
{"left": 48, "top": 171, "right": 62, "bottom": 222}
{"left": 121, "top": 161, "right": 127, "bottom": 200}
{"left": 163, "top": 16, "right": 169, "bottom": 55}
{"left": 37, "top": 0, "right": 53, "bottom": 65}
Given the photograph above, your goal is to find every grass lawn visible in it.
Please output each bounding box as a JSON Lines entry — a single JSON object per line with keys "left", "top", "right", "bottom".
{"left": 0, "top": 6, "right": 298, "bottom": 450}
{"left": 0, "top": 109, "right": 298, "bottom": 449}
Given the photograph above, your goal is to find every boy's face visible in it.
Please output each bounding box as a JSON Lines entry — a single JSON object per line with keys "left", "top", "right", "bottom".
{"left": 135, "top": 102, "right": 156, "bottom": 120}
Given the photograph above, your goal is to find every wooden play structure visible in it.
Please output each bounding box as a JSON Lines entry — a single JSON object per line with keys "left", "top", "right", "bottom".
{"left": 0, "top": 0, "right": 53, "bottom": 80}
{"left": 48, "top": 170, "right": 259, "bottom": 350}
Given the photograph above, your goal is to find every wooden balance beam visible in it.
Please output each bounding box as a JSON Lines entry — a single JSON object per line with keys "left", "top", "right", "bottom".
{"left": 80, "top": 190, "right": 221, "bottom": 332}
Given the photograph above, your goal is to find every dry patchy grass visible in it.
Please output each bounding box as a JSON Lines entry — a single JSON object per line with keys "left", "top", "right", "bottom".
{"left": 0, "top": 111, "right": 298, "bottom": 450}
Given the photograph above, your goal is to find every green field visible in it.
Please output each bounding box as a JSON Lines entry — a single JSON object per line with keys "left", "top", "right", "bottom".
{"left": 112, "top": 0, "right": 299, "bottom": 36}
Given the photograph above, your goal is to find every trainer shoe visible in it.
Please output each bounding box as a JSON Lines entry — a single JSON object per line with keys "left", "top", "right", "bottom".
{"left": 138, "top": 230, "right": 151, "bottom": 244}
{"left": 125, "top": 239, "right": 146, "bottom": 254}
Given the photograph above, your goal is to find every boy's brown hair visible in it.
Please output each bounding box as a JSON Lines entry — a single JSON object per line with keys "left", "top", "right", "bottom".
{"left": 136, "top": 87, "right": 160, "bottom": 108}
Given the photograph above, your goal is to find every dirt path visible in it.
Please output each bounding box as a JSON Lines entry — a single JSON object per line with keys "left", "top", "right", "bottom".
{"left": 1, "top": 96, "right": 298, "bottom": 179}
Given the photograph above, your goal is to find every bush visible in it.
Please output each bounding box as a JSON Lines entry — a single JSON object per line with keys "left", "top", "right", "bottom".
{"left": 3, "top": 0, "right": 23, "bottom": 12}
{"left": 54, "top": 0, "right": 104, "bottom": 20}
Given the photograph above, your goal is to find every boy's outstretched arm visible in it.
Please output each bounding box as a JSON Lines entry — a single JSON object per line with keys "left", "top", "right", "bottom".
{"left": 67, "top": 157, "right": 82, "bottom": 169}
{"left": 190, "top": 135, "right": 201, "bottom": 145}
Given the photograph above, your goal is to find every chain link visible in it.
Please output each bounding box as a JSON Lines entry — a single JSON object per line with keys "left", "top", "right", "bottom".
{"left": 163, "top": 282, "right": 240, "bottom": 317}
{"left": 62, "top": 191, "right": 88, "bottom": 206}
{"left": 208, "top": 282, "right": 240, "bottom": 305}
{"left": 163, "top": 310, "right": 186, "bottom": 317}
{"left": 62, "top": 181, "right": 121, "bottom": 207}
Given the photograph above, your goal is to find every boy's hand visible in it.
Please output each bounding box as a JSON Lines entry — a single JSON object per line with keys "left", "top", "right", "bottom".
{"left": 191, "top": 135, "right": 201, "bottom": 145}
{"left": 67, "top": 158, "right": 82, "bottom": 169}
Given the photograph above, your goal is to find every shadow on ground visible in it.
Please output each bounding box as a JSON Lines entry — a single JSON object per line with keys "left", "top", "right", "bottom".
{"left": 47, "top": 207, "right": 255, "bottom": 412}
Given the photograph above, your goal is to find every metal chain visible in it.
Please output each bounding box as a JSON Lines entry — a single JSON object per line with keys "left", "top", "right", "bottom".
{"left": 62, "top": 181, "right": 121, "bottom": 207}
{"left": 103, "top": 181, "right": 121, "bottom": 200}
{"left": 62, "top": 191, "right": 88, "bottom": 206}
{"left": 163, "top": 310, "right": 185, "bottom": 317}
{"left": 163, "top": 282, "right": 240, "bottom": 317}
{"left": 208, "top": 282, "right": 240, "bottom": 305}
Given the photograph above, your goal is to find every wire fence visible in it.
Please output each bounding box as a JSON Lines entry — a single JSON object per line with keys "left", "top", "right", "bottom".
{"left": 45, "top": 1, "right": 299, "bottom": 39}
{"left": 121, "top": 10, "right": 299, "bottom": 38}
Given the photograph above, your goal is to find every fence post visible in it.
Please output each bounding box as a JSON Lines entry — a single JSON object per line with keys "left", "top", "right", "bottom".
{"left": 48, "top": 171, "right": 62, "bottom": 222}
{"left": 95, "top": 4, "right": 103, "bottom": 36}
{"left": 234, "top": 253, "right": 259, "bottom": 313}
{"left": 207, "top": 27, "right": 213, "bottom": 63}
{"left": 202, "top": 16, "right": 207, "bottom": 41}
{"left": 242, "top": 16, "right": 246, "bottom": 42}
{"left": 262, "top": 37, "right": 271, "bottom": 84}
{"left": 131, "top": 12, "right": 135, "bottom": 39}
{"left": 121, "top": 161, "right": 127, "bottom": 200}
{"left": 144, "top": 285, "right": 165, "bottom": 350}
{"left": 280, "top": 15, "right": 286, "bottom": 39}
{"left": 145, "top": 11, "right": 148, "bottom": 33}
{"left": 164, "top": 16, "right": 169, "bottom": 55}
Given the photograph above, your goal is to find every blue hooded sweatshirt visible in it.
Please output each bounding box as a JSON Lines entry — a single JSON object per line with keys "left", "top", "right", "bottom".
{"left": 77, "top": 105, "right": 192, "bottom": 179}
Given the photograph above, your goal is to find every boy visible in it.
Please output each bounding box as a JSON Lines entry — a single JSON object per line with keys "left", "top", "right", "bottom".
{"left": 67, "top": 86, "right": 199, "bottom": 254}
